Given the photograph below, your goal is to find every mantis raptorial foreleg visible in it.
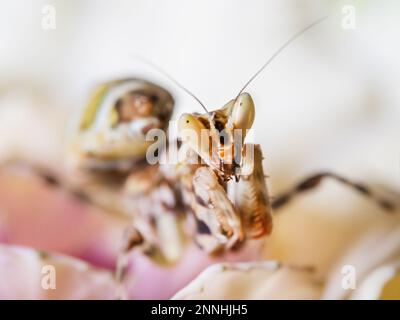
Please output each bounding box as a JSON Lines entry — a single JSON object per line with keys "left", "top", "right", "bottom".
{"left": 189, "top": 166, "right": 244, "bottom": 252}
{"left": 234, "top": 144, "right": 273, "bottom": 239}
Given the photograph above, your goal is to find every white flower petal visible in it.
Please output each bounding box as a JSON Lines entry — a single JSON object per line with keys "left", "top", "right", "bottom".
{"left": 172, "top": 261, "right": 322, "bottom": 300}
{"left": 351, "top": 260, "right": 400, "bottom": 300}
{"left": 0, "top": 244, "right": 117, "bottom": 299}
{"left": 322, "top": 219, "right": 400, "bottom": 300}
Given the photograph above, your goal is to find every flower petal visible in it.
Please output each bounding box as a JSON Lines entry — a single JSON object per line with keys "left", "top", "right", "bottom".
{"left": 124, "top": 241, "right": 264, "bottom": 299}
{"left": 0, "top": 244, "right": 117, "bottom": 299}
{"left": 351, "top": 260, "right": 400, "bottom": 300}
{"left": 172, "top": 261, "right": 322, "bottom": 300}
{"left": 0, "top": 168, "right": 128, "bottom": 269}
{"left": 322, "top": 218, "right": 400, "bottom": 299}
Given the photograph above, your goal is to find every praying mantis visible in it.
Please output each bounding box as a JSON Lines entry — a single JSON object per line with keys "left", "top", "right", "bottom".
{"left": 2, "top": 17, "right": 397, "bottom": 299}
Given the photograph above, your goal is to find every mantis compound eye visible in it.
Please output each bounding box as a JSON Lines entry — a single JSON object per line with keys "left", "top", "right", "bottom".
{"left": 178, "top": 113, "right": 206, "bottom": 138}
{"left": 232, "top": 93, "right": 255, "bottom": 130}
{"left": 178, "top": 113, "right": 206, "bottom": 149}
{"left": 178, "top": 113, "right": 214, "bottom": 163}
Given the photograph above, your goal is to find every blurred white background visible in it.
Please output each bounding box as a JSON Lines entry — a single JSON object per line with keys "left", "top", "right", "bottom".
{"left": 0, "top": 0, "right": 399, "bottom": 203}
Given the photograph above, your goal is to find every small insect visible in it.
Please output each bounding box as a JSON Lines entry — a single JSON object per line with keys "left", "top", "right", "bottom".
{"left": 2, "top": 17, "right": 397, "bottom": 300}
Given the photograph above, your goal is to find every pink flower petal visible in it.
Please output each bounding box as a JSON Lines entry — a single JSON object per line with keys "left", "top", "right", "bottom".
{"left": 125, "top": 241, "right": 263, "bottom": 299}
{"left": 0, "top": 168, "right": 127, "bottom": 269}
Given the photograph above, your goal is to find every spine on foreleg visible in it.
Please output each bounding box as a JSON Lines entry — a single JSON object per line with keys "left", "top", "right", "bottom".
{"left": 235, "top": 144, "right": 273, "bottom": 239}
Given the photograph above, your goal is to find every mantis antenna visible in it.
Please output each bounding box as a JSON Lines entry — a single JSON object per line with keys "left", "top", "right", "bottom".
{"left": 235, "top": 16, "right": 328, "bottom": 100}
{"left": 132, "top": 54, "right": 209, "bottom": 113}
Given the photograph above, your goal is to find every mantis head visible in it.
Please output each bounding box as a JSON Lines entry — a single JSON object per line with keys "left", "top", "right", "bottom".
{"left": 178, "top": 92, "right": 255, "bottom": 176}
